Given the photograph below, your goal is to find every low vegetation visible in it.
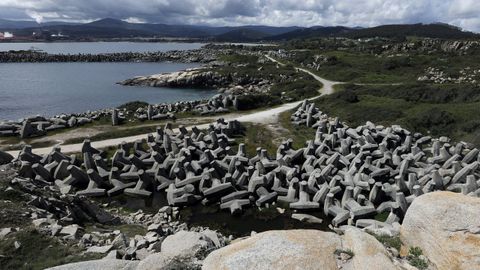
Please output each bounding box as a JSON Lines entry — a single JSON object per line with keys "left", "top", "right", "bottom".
{"left": 0, "top": 229, "right": 102, "bottom": 270}
{"left": 371, "top": 234, "right": 402, "bottom": 251}
{"left": 234, "top": 123, "right": 277, "bottom": 157}
{"left": 117, "top": 100, "right": 149, "bottom": 112}
{"left": 407, "top": 247, "right": 429, "bottom": 270}
{"left": 0, "top": 172, "right": 101, "bottom": 269}
{"left": 235, "top": 94, "right": 282, "bottom": 110}
{"left": 334, "top": 248, "right": 355, "bottom": 258}
{"left": 313, "top": 83, "right": 480, "bottom": 146}
{"left": 278, "top": 110, "right": 315, "bottom": 149}
{"left": 281, "top": 41, "right": 480, "bottom": 83}
{"left": 216, "top": 53, "right": 322, "bottom": 107}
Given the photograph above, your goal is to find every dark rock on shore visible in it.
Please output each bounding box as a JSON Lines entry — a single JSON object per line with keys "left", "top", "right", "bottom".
{"left": 0, "top": 49, "right": 218, "bottom": 63}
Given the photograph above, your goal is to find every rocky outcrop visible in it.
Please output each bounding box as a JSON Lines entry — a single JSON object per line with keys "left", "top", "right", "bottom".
{"left": 0, "top": 150, "right": 14, "bottom": 165}
{"left": 343, "top": 227, "right": 397, "bottom": 270}
{"left": 202, "top": 228, "right": 401, "bottom": 270}
{"left": 203, "top": 229, "right": 342, "bottom": 270}
{"left": 120, "top": 69, "right": 230, "bottom": 89}
{"left": 136, "top": 230, "right": 224, "bottom": 270}
{"left": 120, "top": 68, "right": 271, "bottom": 95}
{"left": 46, "top": 259, "right": 139, "bottom": 270}
{"left": 400, "top": 191, "right": 480, "bottom": 270}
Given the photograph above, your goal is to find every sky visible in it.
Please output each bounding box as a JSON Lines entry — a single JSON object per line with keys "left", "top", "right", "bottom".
{"left": 0, "top": 0, "right": 479, "bottom": 32}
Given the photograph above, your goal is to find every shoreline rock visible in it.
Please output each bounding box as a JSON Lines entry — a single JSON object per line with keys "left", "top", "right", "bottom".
{"left": 202, "top": 228, "right": 400, "bottom": 270}
{"left": 0, "top": 49, "right": 218, "bottom": 63}
{"left": 400, "top": 191, "right": 480, "bottom": 270}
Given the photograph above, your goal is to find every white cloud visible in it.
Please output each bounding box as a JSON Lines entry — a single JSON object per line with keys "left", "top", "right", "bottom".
{"left": 25, "top": 10, "right": 44, "bottom": 24}
{"left": 0, "top": 0, "right": 478, "bottom": 32}
{"left": 123, "top": 17, "right": 146, "bottom": 24}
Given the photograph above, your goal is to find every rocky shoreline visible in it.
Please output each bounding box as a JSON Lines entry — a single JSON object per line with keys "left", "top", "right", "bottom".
{"left": 119, "top": 67, "right": 271, "bottom": 96}
{"left": 0, "top": 93, "right": 240, "bottom": 142}
{"left": 0, "top": 49, "right": 219, "bottom": 63}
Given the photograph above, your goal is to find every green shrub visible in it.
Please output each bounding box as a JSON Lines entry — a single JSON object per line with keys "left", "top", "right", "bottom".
{"left": 461, "top": 120, "right": 480, "bottom": 132}
{"left": 352, "top": 84, "right": 480, "bottom": 104}
{"left": 409, "top": 247, "right": 423, "bottom": 257}
{"left": 337, "top": 89, "right": 359, "bottom": 103}
{"left": 118, "top": 101, "right": 148, "bottom": 112}
{"left": 236, "top": 94, "right": 282, "bottom": 110}
{"left": 382, "top": 57, "right": 412, "bottom": 70}
{"left": 408, "top": 108, "right": 456, "bottom": 135}
{"left": 0, "top": 229, "right": 102, "bottom": 269}
{"left": 334, "top": 248, "right": 355, "bottom": 257}
{"left": 271, "top": 80, "right": 321, "bottom": 100}
{"left": 372, "top": 234, "right": 402, "bottom": 251}
{"left": 407, "top": 247, "right": 428, "bottom": 270}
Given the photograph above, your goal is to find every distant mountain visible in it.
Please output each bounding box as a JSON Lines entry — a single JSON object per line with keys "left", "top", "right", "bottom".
{"left": 270, "top": 23, "right": 479, "bottom": 41}
{"left": 0, "top": 19, "right": 80, "bottom": 30}
{"left": 267, "top": 26, "right": 351, "bottom": 40}
{"left": 0, "top": 18, "right": 301, "bottom": 40}
{"left": 0, "top": 19, "right": 39, "bottom": 29}
{"left": 343, "top": 23, "right": 479, "bottom": 39}
{"left": 214, "top": 29, "right": 270, "bottom": 42}
{"left": 0, "top": 18, "right": 477, "bottom": 41}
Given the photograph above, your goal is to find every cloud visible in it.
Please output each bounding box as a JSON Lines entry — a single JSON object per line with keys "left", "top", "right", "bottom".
{"left": 0, "top": 0, "right": 479, "bottom": 32}
{"left": 123, "top": 17, "right": 146, "bottom": 24}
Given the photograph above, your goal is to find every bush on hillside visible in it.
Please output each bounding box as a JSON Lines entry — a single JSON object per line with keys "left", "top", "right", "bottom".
{"left": 236, "top": 94, "right": 282, "bottom": 110}
{"left": 408, "top": 108, "right": 456, "bottom": 135}
{"left": 118, "top": 101, "right": 149, "bottom": 112}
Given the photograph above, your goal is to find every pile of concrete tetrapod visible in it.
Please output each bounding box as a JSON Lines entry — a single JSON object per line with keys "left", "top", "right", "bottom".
{"left": 1, "top": 94, "right": 239, "bottom": 137}
{"left": 0, "top": 113, "right": 102, "bottom": 138}
{"left": 289, "top": 99, "right": 480, "bottom": 231}
{"left": 116, "top": 94, "right": 239, "bottom": 125}
{"left": 5, "top": 102, "right": 480, "bottom": 233}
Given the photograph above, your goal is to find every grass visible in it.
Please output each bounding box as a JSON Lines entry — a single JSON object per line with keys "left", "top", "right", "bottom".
{"left": 0, "top": 176, "right": 102, "bottom": 269}
{"left": 374, "top": 212, "right": 389, "bottom": 222}
{"left": 278, "top": 109, "right": 315, "bottom": 149}
{"left": 407, "top": 247, "right": 429, "bottom": 270}
{"left": 282, "top": 47, "right": 480, "bottom": 84}
{"left": 85, "top": 223, "right": 147, "bottom": 238}
{"left": 0, "top": 229, "right": 102, "bottom": 270}
{"left": 334, "top": 248, "right": 355, "bottom": 257}
{"left": 64, "top": 125, "right": 158, "bottom": 144}
{"left": 371, "top": 233, "right": 402, "bottom": 251}
{"left": 235, "top": 123, "right": 277, "bottom": 157}
{"left": 215, "top": 52, "right": 324, "bottom": 107}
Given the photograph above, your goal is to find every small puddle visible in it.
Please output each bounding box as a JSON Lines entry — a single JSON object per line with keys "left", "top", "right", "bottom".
{"left": 179, "top": 203, "right": 331, "bottom": 238}
{"left": 97, "top": 191, "right": 332, "bottom": 238}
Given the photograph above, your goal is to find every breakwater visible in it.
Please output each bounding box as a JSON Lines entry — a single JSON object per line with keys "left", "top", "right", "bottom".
{"left": 4, "top": 100, "right": 480, "bottom": 235}
{"left": 0, "top": 49, "right": 218, "bottom": 63}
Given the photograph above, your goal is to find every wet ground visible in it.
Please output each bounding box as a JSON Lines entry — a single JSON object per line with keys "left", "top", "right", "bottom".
{"left": 99, "top": 190, "right": 331, "bottom": 238}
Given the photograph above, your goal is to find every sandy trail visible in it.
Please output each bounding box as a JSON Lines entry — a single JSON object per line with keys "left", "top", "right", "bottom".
{"left": 7, "top": 55, "right": 340, "bottom": 156}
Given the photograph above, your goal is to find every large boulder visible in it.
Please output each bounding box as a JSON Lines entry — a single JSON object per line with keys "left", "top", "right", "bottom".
{"left": 202, "top": 230, "right": 342, "bottom": 270}
{"left": 0, "top": 150, "right": 13, "bottom": 165}
{"left": 46, "top": 259, "right": 138, "bottom": 270}
{"left": 202, "top": 229, "right": 403, "bottom": 270}
{"left": 135, "top": 253, "right": 172, "bottom": 270}
{"left": 160, "top": 230, "right": 213, "bottom": 258}
{"left": 401, "top": 191, "right": 480, "bottom": 270}
{"left": 343, "top": 227, "right": 398, "bottom": 270}
{"left": 136, "top": 230, "right": 216, "bottom": 270}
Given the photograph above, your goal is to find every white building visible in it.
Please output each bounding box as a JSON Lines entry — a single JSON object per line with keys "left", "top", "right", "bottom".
{"left": 3, "top": 32, "right": 14, "bottom": 38}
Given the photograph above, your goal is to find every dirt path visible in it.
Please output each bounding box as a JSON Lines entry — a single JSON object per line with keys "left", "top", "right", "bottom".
{"left": 264, "top": 54, "right": 340, "bottom": 97}
{"left": 7, "top": 56, "right": 340, "bottom": 156}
